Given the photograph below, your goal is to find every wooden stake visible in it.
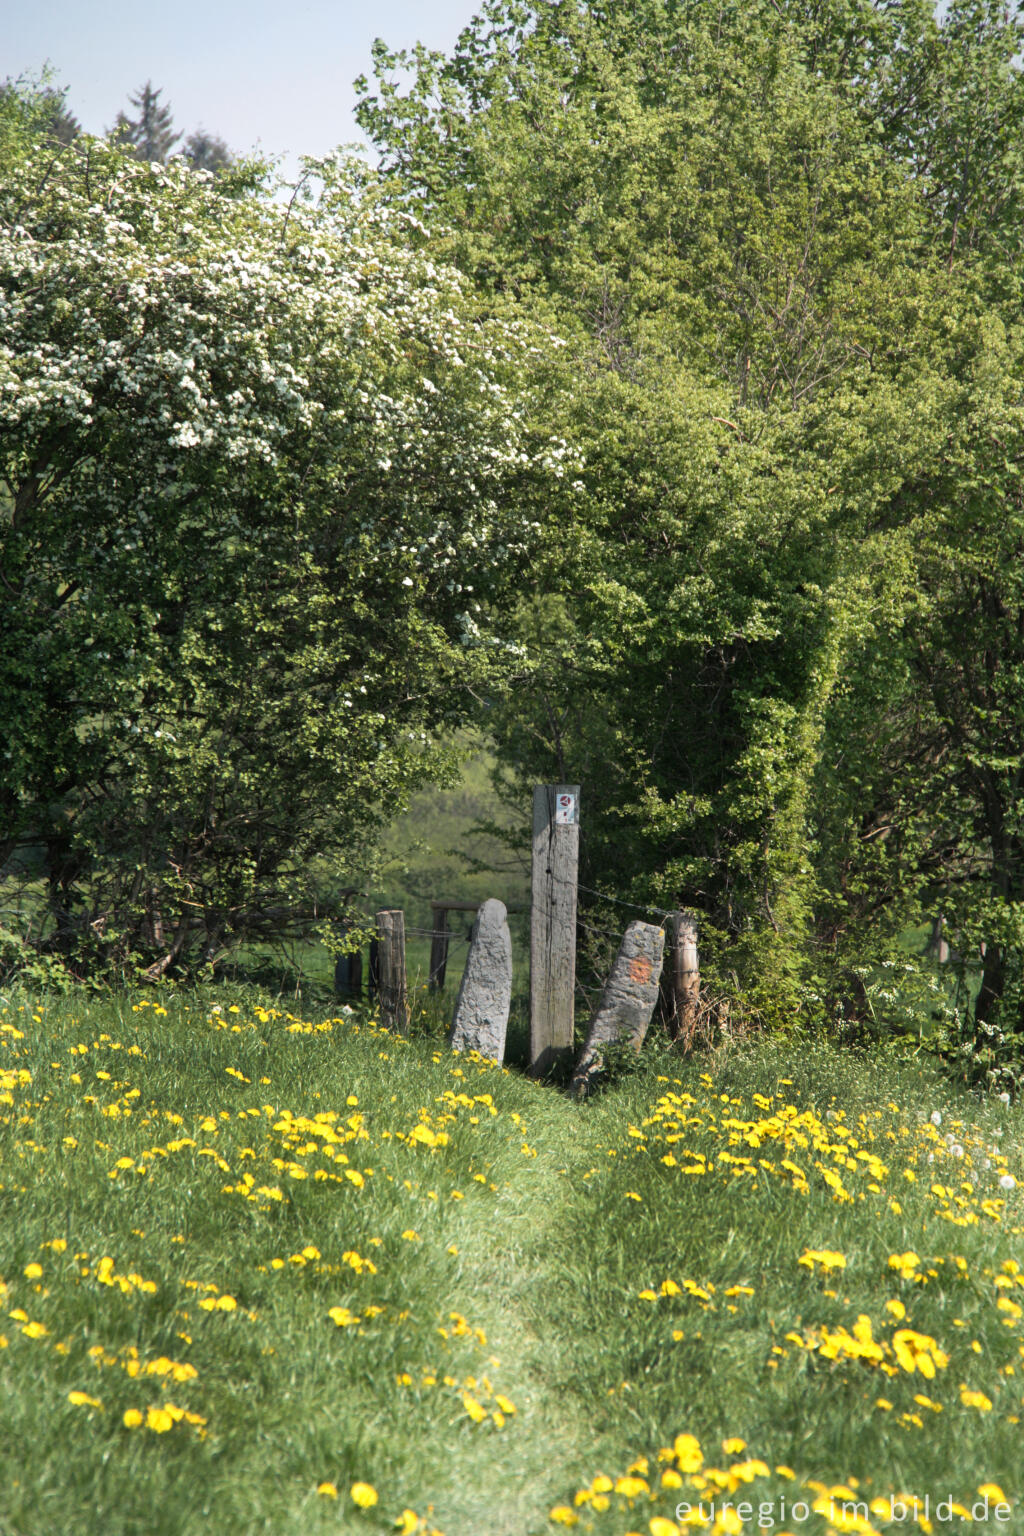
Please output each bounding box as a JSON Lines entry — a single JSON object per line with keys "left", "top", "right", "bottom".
{"left": 429, "top": 904, "right": 449, "bottom": 991}
{"left": 375, "top": 909, "right": 408, "bottom": 1034}
{"left": 529, "top": 784, "right": 580, "bottom": 1075}
{"left": 664, "top": 910, "right": 700, "bottom": 1050}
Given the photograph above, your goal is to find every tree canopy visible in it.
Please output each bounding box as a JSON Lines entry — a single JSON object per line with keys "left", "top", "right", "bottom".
{"left": 0, "top": 127, "right": 567, "bottom": 981}
{"left": 356, "top": 0, "right": 1024, "bottom": 1063}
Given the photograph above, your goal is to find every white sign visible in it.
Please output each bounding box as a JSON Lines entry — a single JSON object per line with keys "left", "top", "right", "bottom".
{"left": 555, "top": 792, "right": 577, "bottom": 825}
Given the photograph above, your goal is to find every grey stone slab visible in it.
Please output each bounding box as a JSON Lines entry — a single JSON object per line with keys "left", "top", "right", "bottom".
{"left": 448, "top": 898, "right": 512, "bottom": 1062}
{"left": 570, "top": 920, "right": 665, "bottom": 1097}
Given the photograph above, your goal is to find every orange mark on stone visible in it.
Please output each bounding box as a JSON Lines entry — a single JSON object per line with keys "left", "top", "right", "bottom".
{"left": 628, "top": 957, "right": 652, "bottom": 985}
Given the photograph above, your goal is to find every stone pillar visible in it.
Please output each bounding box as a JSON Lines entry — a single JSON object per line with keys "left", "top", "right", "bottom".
{"left": 448, "top": 898, "right": 513, "bottom": 1063}
{"left": 570, "top": 920, "right": 665, "bottom": 1098}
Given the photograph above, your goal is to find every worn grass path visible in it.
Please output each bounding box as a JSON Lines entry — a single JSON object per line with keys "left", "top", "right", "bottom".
{"left": 423, "top": 1103, "right": 599, "bottom": 1536}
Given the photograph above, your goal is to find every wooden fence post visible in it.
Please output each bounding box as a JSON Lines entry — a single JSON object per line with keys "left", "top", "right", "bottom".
{"left": 660, "top": 910, "right": 700, "bottom": 1048}
{"left": 375, "top": 909, "right": 408, "bottom": 1034}
{"left": 429, "top": 904, "right": 450, "bottom": 991}
{"left": 334, "top": 947, "right": 363, "bottom": 1002}
{"left": 529, "top": 784, "right": 580, "bottom": 1076}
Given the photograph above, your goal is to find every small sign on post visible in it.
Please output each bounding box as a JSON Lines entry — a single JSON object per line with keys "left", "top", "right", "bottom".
{"left": 529, "top": 783, "right": 580, "bottom": 1076}
{"left": 554, "top": 792, "right": 577, "bottom": 825}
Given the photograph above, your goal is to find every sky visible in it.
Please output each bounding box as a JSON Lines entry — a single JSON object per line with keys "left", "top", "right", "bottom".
{"left": 5, "top": 0, "right": 480, "bottom": 174}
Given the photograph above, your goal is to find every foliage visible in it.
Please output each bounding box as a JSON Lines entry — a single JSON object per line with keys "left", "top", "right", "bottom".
{"left": 182, "top": 129, "right": 232, "bottom": 173}
{"left": 0, "top": 131, "right": 568, "bottom": 980}
{"left": 357, "top": 0, "right": 1024, "bottom": 1043}
{"left": 111, "top": 81, "right": 181, "bottom": 163}
{"left": 0, "top": 73, "right": 80, "bottom": 151}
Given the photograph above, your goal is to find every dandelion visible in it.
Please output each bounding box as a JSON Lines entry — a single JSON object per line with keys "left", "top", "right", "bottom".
{"left": 798, "top": 1249, "right": 847, "bottom": 1273}
{"left": 672, "top": 1433, "right": 703, "bottom": 1472}
{"left": 892, "top": 1329, "right": 948, "bottom": 1377}
{"left": 316, "top": 1483, "right": 338, "bottom": 1498}
{"left": 350, "top": 1482, "right": 378, "bottom": 1508}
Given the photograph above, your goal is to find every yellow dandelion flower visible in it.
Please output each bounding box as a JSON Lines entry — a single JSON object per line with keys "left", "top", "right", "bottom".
{"left": 650, "top": 1520, "right": 680, "bottom": 1536}
{"left": 68, "top": 1391, "right": 102, "bottom": 1408}
{"left": 461, "top": 1392, "right": 487, "bottom": 1424}
{"left": 350, "top": 1482, "right": 378, "bottom": 1508}
{"left": 146, "top": 1407, "right": 174, "bottom": 1433}
{"left": 673, "top": 1433, "right": 703, "bottom": 1472}
{"left": 122, "top": 1409, "right": 143, "bottom": 1428}
{"left": 23, "top": 1263, "right": 42, "bottom": 1280}
{"left": 549, "top": 1509, "right": 579, "bottom": 1527}
{"left": 978, "top": 1484, "right": 1008, "bottom": 1503}
{"left": 316, "top": 1483, "right": 338, "bottom": 1498}
{"left": 960, "top": 1386, "right": 993, "bottom": 1411}
{"left": 798, "top": 1249, "right": 846, "bottom": 1273}
{"left": 722, "top": 1437, "right": 747, "bottom": 1454}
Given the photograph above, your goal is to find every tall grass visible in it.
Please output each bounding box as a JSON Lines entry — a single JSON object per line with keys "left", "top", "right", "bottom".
{"left": 1, "top": 988, "right": 1021, "bottom": 1534}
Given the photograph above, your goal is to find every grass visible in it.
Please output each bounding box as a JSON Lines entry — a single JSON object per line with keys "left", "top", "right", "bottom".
{"left": 1, "top": 988, "right": 1022, "bottom": 1535}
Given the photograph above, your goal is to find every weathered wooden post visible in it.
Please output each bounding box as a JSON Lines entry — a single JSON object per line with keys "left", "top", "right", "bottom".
{"left": 334, "top": 947, "right": 363, "bottom": 1002}
{"left": 529, "top": 784, "right": 580, "bottom": 1076}
{"left": 660, "top": 909, "right": 700, "bottom": 1046}
{"left": 375, "top": 909, "right": 408, "bottom": 1034}
{"left": 429, "top": 904, "right": 450, "bottom": 991}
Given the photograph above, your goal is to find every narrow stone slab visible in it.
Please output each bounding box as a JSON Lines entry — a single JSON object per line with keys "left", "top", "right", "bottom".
{"left": 570, "top": 920, "right": 665, "bottom": 1098}
{"left": 448, "top": 899, "right": 513, "bottom": 1062}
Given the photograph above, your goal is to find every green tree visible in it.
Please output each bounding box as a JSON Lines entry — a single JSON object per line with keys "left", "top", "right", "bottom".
{"left": 183, "top": 129, "right": 232, "bottom": 173}
{"left": 0, "top": 74, "right": 80, "bottom": 149}
{"left": 357, "top": 0, "right": 1024, "bottom": 1038}
{"left": 112, "top": 81, "right": 181, "bottom": 162}
{"left": 0, "top": 135, "right": 565, "bottom": 981}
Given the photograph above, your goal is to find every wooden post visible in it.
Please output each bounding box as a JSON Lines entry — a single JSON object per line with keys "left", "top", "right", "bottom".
{"left": 529, "top": 784, "right": 580, "bottom": 1076}
{"left": 661, "top": 910, "right": 700, "bottom": 1050}
{"left": 334, "top": 947, "right": 363, "bottom": 1002}
{"left": 429, "top": 904, "right": 450, "bottom": 991}
{"left": 375, "top": 909, "right": 408, "bottom": 1034}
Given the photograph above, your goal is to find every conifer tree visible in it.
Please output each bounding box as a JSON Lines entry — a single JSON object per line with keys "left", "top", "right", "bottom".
{"left": 112, "top": 81, "right": 180, "bottom": 162}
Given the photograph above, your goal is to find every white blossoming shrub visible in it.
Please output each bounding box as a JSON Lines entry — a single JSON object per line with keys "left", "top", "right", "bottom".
{"left": 0, "top": 129, "right": 566, "bottom": 978}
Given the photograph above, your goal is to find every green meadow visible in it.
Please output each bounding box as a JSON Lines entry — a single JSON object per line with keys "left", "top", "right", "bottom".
{"left": 1, "top": 990, "right": 1021, "bottom": 1536}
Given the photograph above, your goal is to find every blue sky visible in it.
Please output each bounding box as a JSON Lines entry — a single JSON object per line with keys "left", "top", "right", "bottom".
{"left": 5, "top": 0, "right": 479, "bottom": 172}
